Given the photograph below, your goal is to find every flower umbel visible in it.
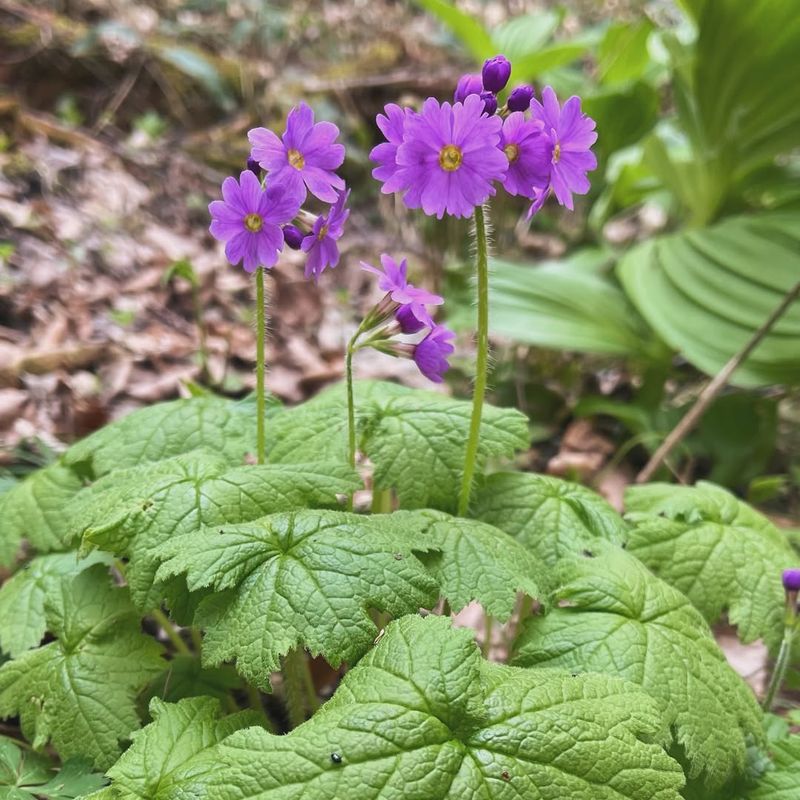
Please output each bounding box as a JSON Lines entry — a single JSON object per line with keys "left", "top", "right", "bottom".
{"left": 386, "top": 94, "right": 507, "bottom": 219}
{"left": 300, "top": 189, "right": 350, "bottom": 280}
{"left": 529, "top": 86, "right": 597, "bottom": 211}
{"left": 208, "top": 170, "right": 302, "bottom": 272}
{"left": 249, "top": 102, "right": 346, "bottom": 204}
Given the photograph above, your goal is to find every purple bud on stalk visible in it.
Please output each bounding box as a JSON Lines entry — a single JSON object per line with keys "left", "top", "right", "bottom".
{"left": 246, "top": 156, "right": 262, "bottom": 177}
{"left": 482, "top": 55, "right": 511, "bottom": 93}
{"left": 454, "top": 73, "right": 484, "bottom": 103}
{"left": 283, "top": 224, "right": 305, "bottom": 250}
{"left": 507, "top": 84, "right": 534, "bottom": 113}
{"left": 480, "top": 91, "right": 498, "bottom": 116}
{"left": 783, "top": 569, "right": 800, "bottom": 593}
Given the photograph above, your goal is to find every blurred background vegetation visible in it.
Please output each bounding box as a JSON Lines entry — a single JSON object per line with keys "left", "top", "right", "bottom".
{"left": 0, "top": 0, "right": 799, "bottom": 521}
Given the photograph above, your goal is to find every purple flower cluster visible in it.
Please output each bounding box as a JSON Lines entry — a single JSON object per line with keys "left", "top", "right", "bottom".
{"left": 370, "top": 54, "right": 597, "bottom": 219}
{"left": 209, "top": 102, "right": 349, "bottom": 277}
{"left": 360, "top": 254, "right": 455, "bottom": 383}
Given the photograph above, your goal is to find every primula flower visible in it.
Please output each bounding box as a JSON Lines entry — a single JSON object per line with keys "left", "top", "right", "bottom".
{"left": 529, "top": 86, "right": 597, "bottom": 211}
{"left": 282, "top": 224, "right": 304, "bottom": 250}
{"left": 454, "top": 73, "right": 483, "bottom": 103}
{"left": 395, "top": 301, "right": 432, "bottom": 334}
{"left": 208, "top": 170, "right": 302, "bottom": 272}
{"left": 499, "top": 112, "right": 550, "bottom": 199}
{"left": 249, "top": 102, "right": 345, "bottom": 204}
{"left": 390, "top": 94, "right": 507, "bottom": 219}
{"left": 300, "top": 189, "right": 350, "bottom": 280}
{"left": 370, "top": 104, "right": 412, "bottom": 193}
{"left": 360, "top": 254, "right": 442, "bottom": 307}
{"left": 413, "top": 324, "right": 455, "bottom": 383}
{"left": 482, "top": 55, "right": 511, "bottom": 93}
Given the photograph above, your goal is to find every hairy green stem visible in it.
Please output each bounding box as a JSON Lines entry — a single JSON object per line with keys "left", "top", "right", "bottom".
{"left": 245, "top": 684, "right": 277, "bottom": 732}
{"left": 763, "top": 601, "right": 797, "bottom": 711}
{"left": 345, "top": 343, "right": 356, "bottom": 511}
{"left": 371, "top": 488, "right": 392, "bottom": 514}
{"left": 482, "top": 615, "right": 494, "bottom": 659}
{"left": 192, "top": 282, "right": 210, "bottom": 385}
{"left": 283, "top": 648, "right": 315, "bottom": 729}
{"left": 458, "top": 204, "right": 490, "bottom": 517}
{"left": 189, "top": 627, "right": 203, "bottom": 654}
{"left": 255, "top": 267, "right": 266, "bottom": 465}
{"left": 150, "top": 607, "right": 191, "bottom": 656}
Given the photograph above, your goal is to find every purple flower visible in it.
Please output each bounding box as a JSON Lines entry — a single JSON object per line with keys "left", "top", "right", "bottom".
{"left": 370, "top": 103, "right": 413, "bottom": 194}
{"left": 482, "top": 55, "right": 511, "bottom": 93}
{"left": 783, "top": 569, "right": 800, "bottom": 592}
{"left": 282, "top": 224, "right": 304, "bottom": 250}
{"left": 391, "top": 95, "right": 507, "bottom": 219}
{"left": 246, "top": 156, "right": 261, "bottom": 177}
{"left": 529, "top": 86, "right": 597, "bottom": 211}
{"left": 526, "top": 186, "right": 549, "bottom": 219}
{"left": 507, "top": 85, "right": 534, "bottom": 113}
{"left": 454, "top": 73, "right": 483, "bottom": 103}
{"left": 480, "top": 91, "right": 498, "bottom": 116}
{"left": 248, "top": 103, "right": 345, "bottom": 204}
{"left": 413, "top": 324, "right": 455, "bottom": 383}
{"left": 499, "top": 112, "right": 550, "bottom": 199}
{"left": 396, "top": 302, "right": 431, "bottom": 334}
{"left": 360, "top": 254, "right": 442, "bottom": 307}
{"left": 208, "top": 170, "right": 302, "bottom": 272}
{"left": 300, "top": 189, "right": 350, "bottom": 280}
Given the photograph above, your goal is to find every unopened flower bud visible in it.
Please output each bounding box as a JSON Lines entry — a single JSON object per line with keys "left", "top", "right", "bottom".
{"left": 283, "top": 224, "right": 305, "bottom": 250}
{"left": 454, "top": 73, "right": 483, "bottom": 103}
{"left": 482, "top": 55, "right": 511, "bottom": 93}
{"left": 480, "top": 91, "right": 498, "bottom": 116}
{"left": 246, "top": 156, "right": 262, "bottom": 177}
{"left": 783, "top": 569, "right": 800, "bottom": 593}
{"left": 507, "top": 84, "right": 534, "bottom": 113}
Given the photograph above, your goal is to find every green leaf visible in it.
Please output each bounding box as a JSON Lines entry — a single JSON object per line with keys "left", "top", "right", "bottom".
{"left": 393, "top": 509, "right": 544, "bottom": 619}
{"left": 488, "top": 255, "right": 663, "bottom": 359}
{"left": 409, "top": 0, "right": 493, "bottom": 61}
{"left": 733, "top": 735, "right": 800, "bottom": 799}
{"left": 140, "top": 656, "right": 242, "bottom": 707}
{"left": 0, "top": 738, "right": 106, "bottom": 799}
{"left": 513, "top": 548, "right": 763, "bottom": 789}
{"left": 171, "top": 615, "right": 684, "bottom": 800}
{"left": 155, "top": 510, "right": 439, "bottom": 688}
{"left": 0, "top": 567, "right": 164, "bottom": 769}
{"left": 491, "top": 11, "right": 560, "bottom": 62}
{"left": 63, "top": 395, "right": 277, "bottom": 479}
{"left": 70, "top": 451, "right": 359, "bottom": 612}
{"left": 617, "top": 213, "right": 800, "bottom": 386}
{"left": 94, "top": 697, "right": 257, "bottom": 800}
{"left": 624, "top": 481, "right": 796, "bottom": 647}
{"left": 0, "top": 551, "right": 112, "bottom": 657}
{"left": 269, "top": 381, "right": 529, "bottom": 512}
{"left": 473, "top": 471, "right": 627, "bottom": 565}
{"left": 596, "top": 20, "right": 654, "bottom": 86}
{"left": 153, "top": 46, "right": 233, "bottom": 110}
{"left": 0, "top": 464, "right": 84, "bottom": 564}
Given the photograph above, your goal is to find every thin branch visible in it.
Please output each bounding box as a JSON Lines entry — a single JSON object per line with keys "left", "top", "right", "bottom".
{"left": 636, "top": 280, "right": 800, "bottom": 484}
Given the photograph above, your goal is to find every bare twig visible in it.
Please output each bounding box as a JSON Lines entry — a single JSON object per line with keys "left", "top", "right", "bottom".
{"left": 636, "top": 280, "right": 800, "bottom": 484}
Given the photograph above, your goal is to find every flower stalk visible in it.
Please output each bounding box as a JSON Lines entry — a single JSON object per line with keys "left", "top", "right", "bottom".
{"left": 255, "top": 267, "right": 266, "bottom": 465}
{"left": 762, "top": 570, "right": 800, "bottom": 711}
{"left": 458, "top": 204, "right": 490, "bottom": 517}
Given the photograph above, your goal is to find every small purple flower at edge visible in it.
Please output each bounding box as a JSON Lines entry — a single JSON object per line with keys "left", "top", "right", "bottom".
{"left": 454, "top": 73, "right": 483, "bottom": 103}
{"left": 413, "top": 324, "right": 455, "bottom": 383}
{"left": 209, "top": 170, "right": 302, "bottom": 273}
{"left": 500, "top": 112, "right": 550, "bottom": 199}
{"left": 360, "top": 254, "right": 442, "bottom": 308}
{"left": 482, "top": 55, "right": 511, "bottom": 93}
{"left": 783, "top": 569, "right": 800, "bottom": 593}
{"left": 529, "top": 85, "right": 598, "bottom": 213}
{"left": 249, "top": 102, "right": 345, "bottom": 204}
{"left": 301, "top": 189, "right": 350, "bottom": 280}
{"left": 388, "top": 94, "right": 507, "bottom": 219}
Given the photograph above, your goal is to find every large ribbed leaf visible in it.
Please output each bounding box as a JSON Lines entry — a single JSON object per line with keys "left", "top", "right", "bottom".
{"left": 618, "top": 213, "right": 800, "bottom": 386}
{"left": 489, "top": 254, "right": 663, "bottom": 359}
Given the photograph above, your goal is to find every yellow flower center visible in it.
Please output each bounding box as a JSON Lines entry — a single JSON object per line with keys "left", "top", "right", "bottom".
{"left": 552, "top": 142, "right": 561, "bottom": 164}
{"left": 244, "top": 213, "right": 263, "bottom": 233}
{"left": 438, "top": 144, "right": 463, "bottom": 172}
{"left": 317, "top": 224, "right": 329, "bottom": 240}
{"left": 287, "top": 148, "right": 305, "bottom": 170}
{"left": 504, "top": 143, "right": 520, "bottom": 164}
